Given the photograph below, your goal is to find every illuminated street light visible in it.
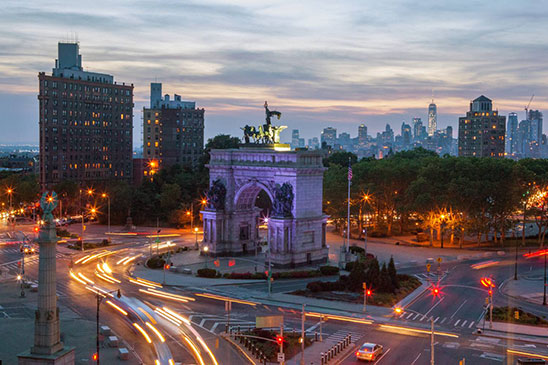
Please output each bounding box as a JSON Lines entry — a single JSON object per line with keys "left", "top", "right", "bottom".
{"left": 101, "top": 193, "right": 111, "bottom": 233}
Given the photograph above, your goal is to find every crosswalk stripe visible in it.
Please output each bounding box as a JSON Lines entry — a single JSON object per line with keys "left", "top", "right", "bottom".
{"left": 406, "top": 313, "right": 414, "bottom": 319}
{"left": 413, "top": 313, "right": 421, "bottom": 320}
{"left": 468, "top": 321, "right": 475, "bottom": 328}
{"left": 454, "top": 320, "right": 460, "bottom": 326}
{"left": 461, "top": 320, "right": 467, "bottom": 327}
{"left": 440, "top": 318, "right": 447, "bottom": 324}
{"left": 434, "top": 317, "right": 440, "bottom": 323}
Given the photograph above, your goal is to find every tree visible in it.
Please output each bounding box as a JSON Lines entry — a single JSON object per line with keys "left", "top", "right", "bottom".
{"left": 323, "top": 151, "right": 357, "bottom": 168}
{"left": 388, "top": 257, "right": 398, "bottom": 289}
{"left": 347, "top": 260, "right": 367, "bottom": 292}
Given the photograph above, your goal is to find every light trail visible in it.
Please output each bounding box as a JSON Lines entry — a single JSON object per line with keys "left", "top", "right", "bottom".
{"left": 145, "top": 322, "right": 166, "bottom": 342}
{"left": 123, "top": 255, "right": 140, "bottom": 265}
{"left": 155, "top": 308, "right": 182, "bottom": 326}
{"left": 139, "top": 289, "right": 190, "bottom": 302}
{"left": 106, "top": 300, "right": 128, "bottom": 316}
{"left": 102, "top": 262, "right": 113, "bottom": 274}
{"left": 195, "top": 293, "right": 256, "bottom": 306}
{"left": 77, "top": 272, "right": 95, "bottom": 285}
{"left": 182, "top": 335, "right": 205, "bottom": 365}
{"left": 133, "top": 323, "right": 152, "bottom": 344}
{"left": 196, "top": 336, "right": 219, "bottom": 365}
{"left": 379, "top": 324, "right": 459, "bottom": 338}
{"left": 507, "top": 349, "right": 548, "bottom": 360}
{"left": 137, "top": 307, "right": 157, "bottom": 324}
{"left": 471, "top": 260, "right": 499, "bottom": 270}
{"left": 116, "top": 256, "right": 130, "bottom": 265}
{"left": 306, "top": 312, "right": 373, "bottom": 324}
{"left": 95, "top": 271, "right": 118, "bottom": 284}
{"left": 135, "top": 277, "right": 162, "bottom": 287}
{"left": 147, "top": 288, "right": 194, "bottom": 301}
{"left": 69, "top": 270, "right": 87, "bottom": 285}
{"left": 74, "top": 255, "right": 90, "bottom": 264}
{"left": 163, "top": 307, "right": 191, "bottom": 325}
{"left": 129, "top": 278, "right": 159, "bottom": 288}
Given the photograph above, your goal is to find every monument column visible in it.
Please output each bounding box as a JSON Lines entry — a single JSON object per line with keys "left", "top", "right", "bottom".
{"left": 19, "top": 192, "right": 75, "bottom": 364}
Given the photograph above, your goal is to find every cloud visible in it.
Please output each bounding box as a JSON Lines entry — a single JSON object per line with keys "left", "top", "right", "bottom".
{"left": 0, "top": 0, "right": 547, "bottom": 144}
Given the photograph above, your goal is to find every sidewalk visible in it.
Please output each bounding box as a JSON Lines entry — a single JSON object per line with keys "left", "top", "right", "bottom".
{"left": 0, "top": 281, "right": 141, "bottom": 364}
{"left": 500, "top": 272, "right": 547, "bottom": 306}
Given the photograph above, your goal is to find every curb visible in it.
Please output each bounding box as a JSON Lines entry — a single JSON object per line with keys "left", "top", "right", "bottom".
{"left": 395, "top": 279, "right": 430, "bottom": 309}
{"left": 221, "top": 334, "right": 258, "bottom": 365}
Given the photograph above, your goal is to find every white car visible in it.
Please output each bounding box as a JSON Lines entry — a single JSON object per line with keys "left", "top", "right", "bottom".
{"left": 356, "top": 343, "right": 383, "bottom": 362}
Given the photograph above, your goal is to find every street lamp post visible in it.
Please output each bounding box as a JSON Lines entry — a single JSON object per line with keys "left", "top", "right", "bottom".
{"left": 542, "top": 252, "right": 548, "bottom": 305}
{"left": 265, "top": 218, "right": 272, "bottom": 297}
{"left": 194, "top": 227, "right": 199, "bottom": 249}
{"left": 203, "top": 246, "right": 209, "bottom": 268}
{"left": 517, "top": 194, "right": 529, "bottom": 280}
{"left": 440, "top": 214, "right": 446, "bottom": 249}
{"left": 102, "top": 193, "right": 110, "bottom": 234}
{"left": 7, "top": 188, "right": 13, "bottom": 232}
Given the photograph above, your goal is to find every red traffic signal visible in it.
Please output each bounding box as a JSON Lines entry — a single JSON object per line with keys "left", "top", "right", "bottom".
{"left": 164, "top": 264, "right": 170, "bottom": 270}
{"left": 430, "top": 285, "right": 441, "bottom": 297}
{"left": 366, "top": 289, "right": 372, "bottom": 296}
{"left": 480, "top": 277, "right": 495, "bottom": 288}
{"left": 34, "top": 226, "right": 39, "bottom": 233}
{"left": 488, "top": 289, "right": 493, "bottom": 296}
{"left": 276, "top": 335, "right": 284, "bottom": 345}
{"left": 92, "top": 352, "right": 98, "bottom": 361}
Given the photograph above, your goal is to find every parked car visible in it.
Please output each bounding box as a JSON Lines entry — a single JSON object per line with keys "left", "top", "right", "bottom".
{"left": 356, "top": 343, "right": 383, "bottom": 362}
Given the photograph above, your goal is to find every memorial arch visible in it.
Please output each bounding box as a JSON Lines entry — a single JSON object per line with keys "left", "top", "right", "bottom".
{"left": 201, "top": 146, "right": 328, "bottom": 267}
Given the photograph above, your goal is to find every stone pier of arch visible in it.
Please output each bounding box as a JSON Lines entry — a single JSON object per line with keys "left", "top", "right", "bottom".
{"left": 201, "top": 146, "right": 328, "bottom": 267}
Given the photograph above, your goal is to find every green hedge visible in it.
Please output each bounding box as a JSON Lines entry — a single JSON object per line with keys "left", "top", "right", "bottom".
{"left": 197, "top": 268, "right": 218, "bottom": 278}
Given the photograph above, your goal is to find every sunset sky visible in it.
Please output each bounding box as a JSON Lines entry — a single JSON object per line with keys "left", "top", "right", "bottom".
{"left": 1, "top": 0, "right": 547, "bottom": 145}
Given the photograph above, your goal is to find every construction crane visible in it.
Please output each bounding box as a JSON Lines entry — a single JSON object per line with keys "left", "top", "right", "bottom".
{"left": 525, "top": 94, "right": 535, "bottom": 120}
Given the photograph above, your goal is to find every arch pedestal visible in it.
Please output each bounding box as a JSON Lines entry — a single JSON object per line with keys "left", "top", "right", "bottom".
{"left": 201, "top": 146, "right": 328, "bottom": 267}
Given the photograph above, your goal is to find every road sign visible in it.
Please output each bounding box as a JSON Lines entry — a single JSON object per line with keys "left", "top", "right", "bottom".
{"left": 437, "top": 257, "right": 442, "bottom": 263}
{"left": 256, "top": 315, "right": 283, "bottom": 328}
{"left": 277, "top": 352, "right": 285, "bottom": 362}
{"left": 426, "top": 263, "right": 431, "bottom": 272}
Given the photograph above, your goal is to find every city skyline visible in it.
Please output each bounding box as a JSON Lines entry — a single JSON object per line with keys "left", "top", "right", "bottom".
{"left": 1, "top": 0, "right": 548, "bottom": 144}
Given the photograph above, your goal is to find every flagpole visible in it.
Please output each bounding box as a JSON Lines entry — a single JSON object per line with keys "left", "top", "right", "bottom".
{"left": 347, "top": 157, "right": 351, "bottom": 254}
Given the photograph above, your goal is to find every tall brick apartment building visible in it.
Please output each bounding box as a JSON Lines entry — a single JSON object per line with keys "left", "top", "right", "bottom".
{"left": 142, "top": 82, "right": 204, "bottom": 173}
{"left": 38, "top": 42, "right": 133, "bottom": 190}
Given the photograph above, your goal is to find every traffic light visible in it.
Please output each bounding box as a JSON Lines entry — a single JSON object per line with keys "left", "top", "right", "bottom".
{"left": 431, "top": 285, "right": 441, "bottom": 297}
{"left": 276, "top": 335, "right": 284, "bottom": 345}
{"left": 488, "top": 289, "right": 492, "bottom": 296}
{"left": 34, "top": 226, "right": 39, "bottom": 233}
{"left": 164, "top": 264, "right": 170, "bottom": 270}
{"left": 366, "top": 289, "right": 372, "bottom": 297}
{"left": 92, "top": 352, "right": 98, "bottom": 361}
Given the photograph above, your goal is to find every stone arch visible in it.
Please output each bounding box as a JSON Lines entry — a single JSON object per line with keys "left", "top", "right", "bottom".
{"left": 234, "top": 181, "right": 274, "bottom": 211}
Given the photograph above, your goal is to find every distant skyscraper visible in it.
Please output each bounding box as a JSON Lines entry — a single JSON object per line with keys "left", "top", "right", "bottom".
{"left": 506, "top": 112, "right": 518, "bottom": 155}
{"left": 39, "top": 42, "right": 133, "bottom": 190}
{"left": 412, "top": 118, "right": 423, "bottom": 140}
{"left": 458, "top": 95, "right": 505, "bottom": 158}
{"left": 308, "top": 137, "right": 320, "bottom": 149}
{"left": 143, "top": 83, "right": 204, "bottom": 171}
{"left": 428, "top": 99, "right": 437, "bottom": 136}
{"left": 529, "top": 110, "right": 543, "bottom": 143}
{"left": 401, "top": 122, "right": 412, "bottom": 148}
{"left": 321, "top": 127, "right": 337, "bottom": 147}
{"left": 358, "top": 124, "right": 367, "bottom": 143}
{"left": 291, "top": 129, "right": 300, "bottom": 149}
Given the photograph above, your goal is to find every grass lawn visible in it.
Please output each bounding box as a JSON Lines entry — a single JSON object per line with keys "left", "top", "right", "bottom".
{"left": 489, "top": 306, "right": 548, "bottom": 326}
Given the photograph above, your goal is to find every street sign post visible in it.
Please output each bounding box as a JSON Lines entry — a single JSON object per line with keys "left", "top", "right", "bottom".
{"left": 426, "top": 263, "right": 431, "bottom": 272}
{"left": 256, "top": 315, "right": 283, "bottom": 329}
{"left": 277, "top": 352, "right": 285, "bottom": 362}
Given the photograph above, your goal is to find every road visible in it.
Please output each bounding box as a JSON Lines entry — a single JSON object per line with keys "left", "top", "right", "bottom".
{"left": 2, "top": 222, "right": 548, "bottom": 364}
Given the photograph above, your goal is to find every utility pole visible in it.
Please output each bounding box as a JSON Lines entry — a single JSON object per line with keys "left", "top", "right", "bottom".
{"left": 319, "top": 315, "right": 323, "bottom": 342}
{"left": 225, "top": 300, "right": 231, "bottom": 333}
{"left": 542, "top": 251, "right": 548, "bottom": 305}
{"left": 430, "top": 316, "right": 435, "bottom": 365}
{"left": 300, "top": 304, "right": 305, "bottom": 365}
{"left": 489, "top": 288, "right": 493, "bottom": 329}
{"left": 363, "top": 227, "right": 367, "bottom": 256}
{"left": 518, "top": 197, "right": 527, "bottom": 280}
{"left": 363, "top": 282, "right": 367, "bottom": 312}
{"left": 267, "top": 218, "right": 272, "bottom": 297}
{"left": 346, "top": 157, "right": 351, "bottom": 254}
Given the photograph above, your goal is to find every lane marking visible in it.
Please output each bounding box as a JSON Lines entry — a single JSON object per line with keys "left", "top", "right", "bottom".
{"left": 424, "top": 297, "right": 445, "bottom": 317}
{"left": 451, "top": 299, "right": 467, "bottom": 319}
{"left": 374, "top": 348, "right": 391, "bottom": 364}
{"left": 410, "top": 352, "right": 421, "bottom": 365}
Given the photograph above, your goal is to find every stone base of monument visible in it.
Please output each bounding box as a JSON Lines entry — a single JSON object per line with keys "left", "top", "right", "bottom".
{"left": 17, "top": 346, "right": 75, "bottom": 365}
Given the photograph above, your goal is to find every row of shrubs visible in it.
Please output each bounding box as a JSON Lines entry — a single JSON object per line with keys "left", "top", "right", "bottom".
{"left": 67, "top": 239, "right": 110, "bottom": 250}
{"left": 196, "top": 265, "right": 340, "bottom": 279}
{"left": 306, "top": 272, "right": 416, "bottom": 294}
